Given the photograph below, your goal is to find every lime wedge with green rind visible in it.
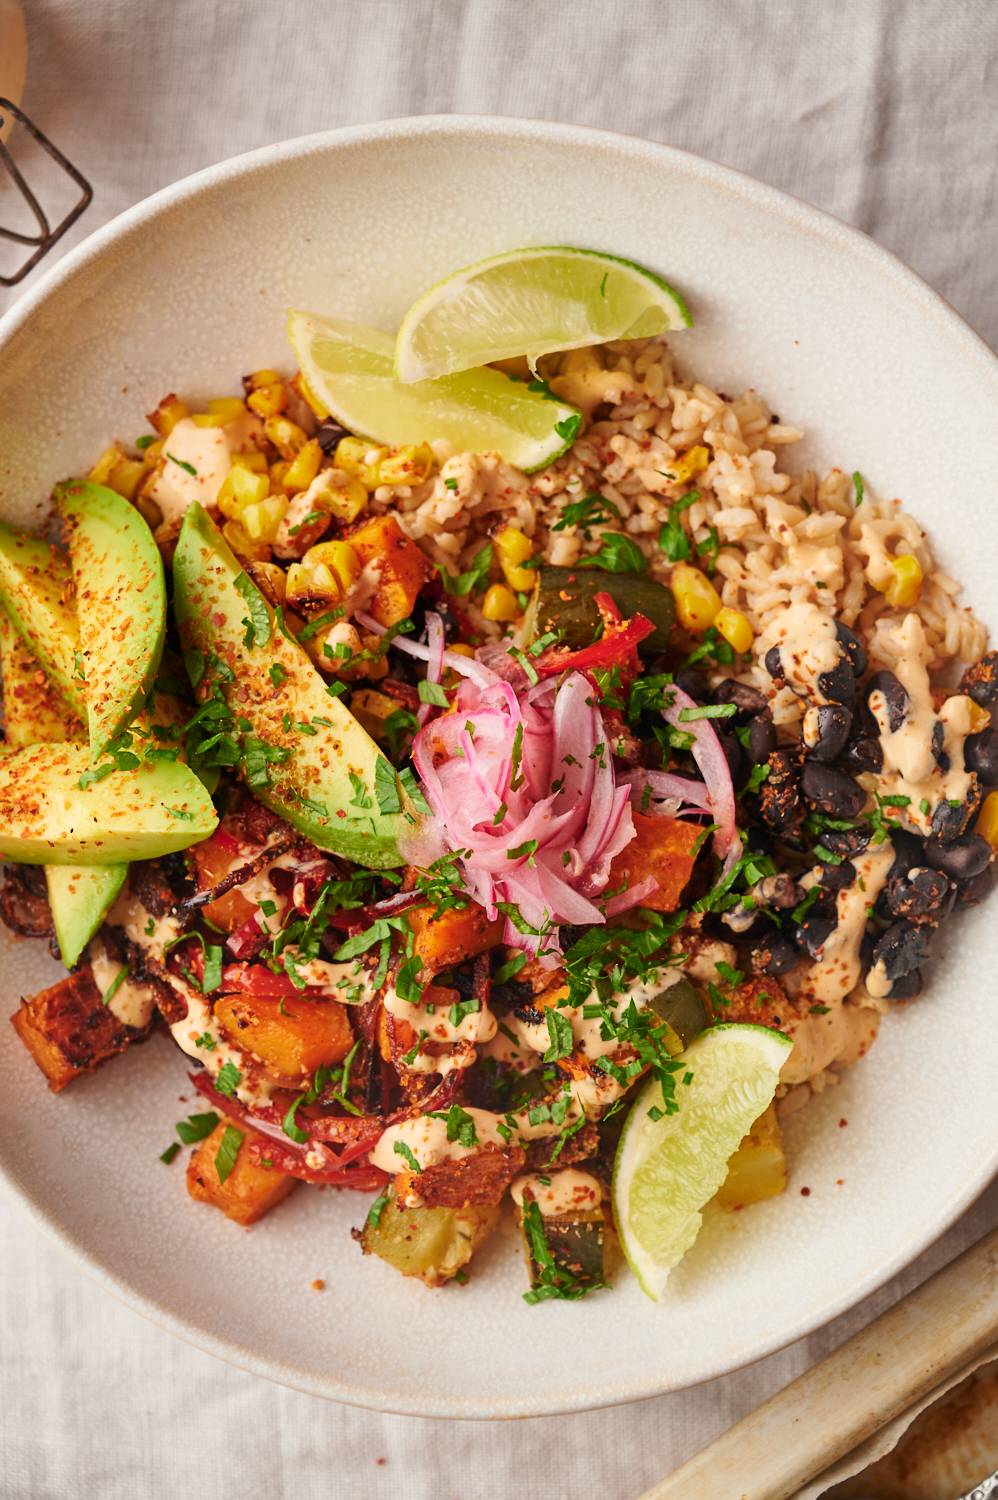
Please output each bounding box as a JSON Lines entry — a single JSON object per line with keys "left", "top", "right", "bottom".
{"left": 287, "top": 311, "right": 583, "bottom": 474}
{"left": 394, "top": 245, "right": 692, "bottom": 384}
{"left": 613, "top": 1023, "right": 792, "bottom": 1301}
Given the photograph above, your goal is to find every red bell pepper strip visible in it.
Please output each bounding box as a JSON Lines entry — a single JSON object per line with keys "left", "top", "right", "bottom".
{"left": 535, "top": 610, "right": 654, "bottom": 679}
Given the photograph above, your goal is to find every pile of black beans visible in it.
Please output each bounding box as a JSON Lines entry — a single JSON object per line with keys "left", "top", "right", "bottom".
{"left": 709, "top": 634, "right": 997, "bottom": 1001}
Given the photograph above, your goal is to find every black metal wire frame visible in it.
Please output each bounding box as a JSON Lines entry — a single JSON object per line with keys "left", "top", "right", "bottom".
{"left": 0, "top": 98, "right": 93, "bottom": 287}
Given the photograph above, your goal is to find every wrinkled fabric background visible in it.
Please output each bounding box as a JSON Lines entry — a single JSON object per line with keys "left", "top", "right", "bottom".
{"left": 1, "top": 2, "right": 996, "bottom": 1496}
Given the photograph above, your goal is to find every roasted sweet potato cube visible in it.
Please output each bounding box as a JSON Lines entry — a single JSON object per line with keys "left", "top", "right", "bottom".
{"left": 186, "top": 1119, "right": 297, "bottom": 1226}
{"left": 188, "top": 829, "right": 257, "bottom": 932}
{"left": 348, "top": 514, "right": 428, "bottom": 626}
{"left": 607, "top": 811, "right": 701, "bottom": 912}
{"left": 214, "top": 992, "right": 354, "bottom": 1081}
{"left": 405, "top": 900, "right": 503, "bottom": 976}
{"left": 10, "top": 969, "right": 149, "bottom": 1092}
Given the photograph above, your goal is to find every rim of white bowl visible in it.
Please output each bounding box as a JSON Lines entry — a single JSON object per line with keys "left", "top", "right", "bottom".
{"left": 0, "top": 114, "right": 996, "bottom": 1420}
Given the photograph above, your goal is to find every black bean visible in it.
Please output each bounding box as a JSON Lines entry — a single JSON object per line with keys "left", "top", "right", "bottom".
{"left": 676, "top": 668, "right": 710, "bottom": 702}
{"left": 959, "top": 651, "right": 998, "bottom": 707}
{"left": 758, "top": 872, "right": 806, "bottom": 910}
{"left": 801, "top": 761, "right": 867, "bottom": 819}
{"left": 835, "top": 621, "right": 868, "bottom": 678}
{"left": 888, "top": 969, "right": 923, "bottom": 1001}
{"left": 931, "top": 719, "right": 950, "bottom": 772}
{"left": 713, "top": 678, "right": 768, "bottom": 716}
{"left": 888, "top": 828, "right": 926, "bottom": 878}
{"left": 870, "top": 921, "right": 930, "bottom": 982}
{"left": 748, "top": 713, "right": 776, "bottom": 765}
{"left": 965, "top": 725, "right": 998, "bottom": 786}
{"left": 929, "top": 788, "right": 979, "bottom": 843}
{"left": 717, "top": 730, "right": 747, "bottom": 790}
{"left": 817, "top": 659, "right": 856, "bottom": 705}
{"left": 819, "top": 860, "right": 857, "bottom": 892}
{"left": 886, "top": 867, "right": 951, "bottom": 921}
{"left": 751, "top": 934, "right": 799, "bottom": 977}
{"left": 821, "top": 823, "right": 872, "bottom": 857}
{"left": 865, "top": 670, "right": 909, "bottom": 732}
{"left": 924, "top": 833, "right": 992, "bottom": 881}
{"left": 841, "top": 735, "right": 883, "bottom": 774}
{"left": 764, "top": 646, "right": 784, "bottom": 680}
{"left": 315, "top": 418, "right": 349, "bottom": 454}
{"left": 794, "top": 914, "right": 836, "bottom": 959}
{"left": 956, "top": 868, "right": 992, "bottom": 906}
{"left": 806, "top": 704, "right": 853, "bottom": 763}
{"left": 757, "top": 749, "right": 804, "bottom": 834}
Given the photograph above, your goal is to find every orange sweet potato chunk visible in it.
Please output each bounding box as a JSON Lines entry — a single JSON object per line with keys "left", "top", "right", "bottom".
{"left": 348, "top": 514, "right": 428, "bottom": 626}
{"left": 214, "top": 992, "right": 354, "bottom": 1081}
{"left": 405, "top": 901, "right": 503, "bottom": 976}
{"left": 10, "top": 969, "right": 148, "bottom": 1092}
{"left": 188, "top": 831, "right": 257, "bottom": 932}
{"left": 608, "top": 810, "right": 701, "bottom": 912}
{"left": 186, "top": 1118, "right": 297, "bottom": 1226}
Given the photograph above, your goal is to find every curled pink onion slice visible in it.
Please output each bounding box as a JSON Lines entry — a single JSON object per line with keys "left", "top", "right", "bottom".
{"left": 662, "top": 684, "right": 738, "bottom": 861}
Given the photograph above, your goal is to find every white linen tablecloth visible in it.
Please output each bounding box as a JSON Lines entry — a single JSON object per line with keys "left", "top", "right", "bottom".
{"left": 1, "top": 3, "right": 997, "bottom": 1496}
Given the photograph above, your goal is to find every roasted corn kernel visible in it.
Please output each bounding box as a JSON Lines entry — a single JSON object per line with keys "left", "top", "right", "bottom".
{"left": 334, "top": 436, "right": 384, "bottom": 490}
{"left": 245, "top": 368, "right": 283, "bottom": 391}
{"left": 222, "top": 519, "right": 270, "bottom": 562}
{"left": 263, "top": 414, "right": 308, "bottom": 459}
{"left": 247, "top": 382, "right": 288, "bottom": 420}
{"left": 88, "top": 445, "right": 125, "bottom": 485}
{"left": 714, "top": 606, "right": 754, "bottom": 654}
{"left": 216, "top": 466, "right": 270, "bottom": 522}
{"left": 283, "top": 438, "right": 323, "bottom": 493}
{"left": 246, "top": 560, "right": 288, "bottom": 606}
{"left": 671, "top": 563, "right": 722, "bottom": 632}
{"left": 231, "top": 450, "right": 268, "bottom": 474}
{"left": 193, "top": 397, "right": 248, "bottom": 428}
{"left": 147, "top": 394, "right": 190, "bottom": 438}
{"left": 289, "top": 370, "right": 330, "bottom": 421}
{"left": 323, "top": 471, "right": 368, "bottom": 524}
{"left": 140, "top": 438, "right": 164, "bottom": 469}
{"left": 241, "top": 496, "right": 289, "bottom": 543}
{"left": 304, "top": 540, "right": 362, "bottom": 592}
{"left": 377, "top": 443, "right": 435, "bottom": 487}
{"left": 495, "top": 527, "right": 535, "bottom": 591}
{"left": 482, "top": 584, "right": 520, "bottom": 622}
{"left": 349, "top": 688, "right": 400, "bottom": 740}
{"left": 883, "top": 554, "right": 923, "bottom": 608}
{"left": 976, "top": 790, "right": 998, "bottom": 851}
{"left": 968, "top": 701, "right": 992, "bottom": 735}
{"left": 664, "top": 445, "right": 710, "bottom": 485}
{"left": 286, "top": 541, "right": 362, "bottom": 613}
{"left": 108, "top": 458, "right": 146, "bottom": 502}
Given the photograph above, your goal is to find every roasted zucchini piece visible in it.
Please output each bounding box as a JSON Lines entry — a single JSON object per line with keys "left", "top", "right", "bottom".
{"left": 528, "top": 564, "right": 675, "bottom": 653}
{"left": 715, "top": 1104, "right": 787, "bottom": 1211}
{"left": 647, "top": 975, "right": 710, "bottom": 1053}
{"left": 513, "top": 1172, "right": 607, "bottom": 1299}
{"left": 360, "top": 1188, "right": 499, "bottom": 1286}
{"left": 186, "top": 1118, "right": 297, "bottom": 1226}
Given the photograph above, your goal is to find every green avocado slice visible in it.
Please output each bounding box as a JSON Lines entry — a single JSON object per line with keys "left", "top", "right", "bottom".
{"left": 172, "top": 503, "right": 407, "bottom": 868}
{"left": 0, "top": 743, "right": 217, "bottom": 863}
{"left": 0, "top": 522, "right": 85, "bottom": 717}
{"left": 55, "top": 481, "right": 167, "bottom": 758}
{"left": 0, "top": 609, "right": 127, "bottom": 965}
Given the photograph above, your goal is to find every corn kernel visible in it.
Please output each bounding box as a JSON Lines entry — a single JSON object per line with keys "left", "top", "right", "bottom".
{"left": 482, "top": 584, "right": 520, "bottom": 622}
{"left": 241, "top": 496, "right": 289, "bottom": 543}
{"left": 283, "top": 438, "right": 323, "bottom": 493}
{"left": 107, "top": 458, "right": 146, "bottom": 502}
{"left": 671, "top": 562, "right": 722, "bottom": 632}
{"left": 323, "top": 472, "right": 368, "bottom": 524}
{"left": 133, "top": 493, "right": 163, "bottom": 531}
{"left": 447, "top": 643, "right": 476, "bottom": 659}
{"left": 303, "top": 540, "right": 361, "bottom": 593}
{"left": 269, "top": 459, "right": 290, "bottom": 488}
{"left": 664, "top": 445, "right": 710, "bottom": 485}
{"left": 247, "top": 383, "right": 288, "bottom": 419}
{"left": 495, "top": 526, "right": 536, "bottom": 591}
{"left": 88, "top": 445, "right": 126, "bottom": 485}
{"left": 216, "top": 466, "right": 270, "bottom": 521}
{"left": 884, "top": 554, "right": 923, "bottom": 608}
{"left": 714, "top": 606, "right": 754, "bottom": 654}
{"left": 246, "top": 560, "right": 287, "bottom": 606}
{"left": 968, "top": 701, "right": 991, "bottom": 735}
{"left": 377, "top": 443, "right": 435, "bottom": 487}
{"left": 222, "top": 519, "right": 270, "bottom": 562}
{"left": 349, "top": 688, "right": 399, "bottom": 740}
{"left": 263, "top": 414, "right": 308, "bottom": 460}
{"left": 334, "top": 436, "right": 384, "bottom": 489}
{"left": 141, "top": 438, "right": 164, "bottom": 469}
{"left": 192, "top": 396, "right": 248, "bottom": 428}
{"left": 147, "top": 395, "right": 190, "bottom": 438}
{"left": 976, "top": 790, "right": 998, "bottom": 850}
{"left": 246, "top": 368, "right": 283, "bottom": 391}
{"left": 231, "top": 450, "right": 269, "bottom": 474}
{"left": 289, "top": 370, "right": 330, "bottom": 421}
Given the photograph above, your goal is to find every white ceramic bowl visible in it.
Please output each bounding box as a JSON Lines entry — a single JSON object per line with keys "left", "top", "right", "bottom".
{"left": 0, "top": 116, "right": 996, "bottom": 1419}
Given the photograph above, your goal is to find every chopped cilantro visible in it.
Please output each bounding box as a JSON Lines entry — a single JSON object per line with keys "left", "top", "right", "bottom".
{"left": 214, "top": 1124, "right": 244, "bottom": 1184}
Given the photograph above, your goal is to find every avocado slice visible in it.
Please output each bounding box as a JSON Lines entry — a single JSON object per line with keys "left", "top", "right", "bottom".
{"left": 0, "top": 742, "right": 217, "bottom": 863}
{"left": 172, "top": 503, "right": 406, "bottom": 868}
{"left": 55, "top": 481, "right": 166, "bottom": 757}
{"left": 0, "top": 522, "right": 85, "bottom": 717}
{"left": 1, "top": 610, "right": 128, "bottom": 963}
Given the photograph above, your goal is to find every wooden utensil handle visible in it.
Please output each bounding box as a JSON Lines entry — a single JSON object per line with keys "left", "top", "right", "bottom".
{"left": 639, "top": 1227, "right": 998, "bottom": 1500}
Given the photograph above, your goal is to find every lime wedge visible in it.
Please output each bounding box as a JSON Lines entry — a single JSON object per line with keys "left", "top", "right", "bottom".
{"left": 613, "top": 1023, "right": 792, "bottom": 1300}
{"left": 287, "top": 311, "right": 583, "bottom": 473}
{"left": 394, "top": 246, "right": 692, "bottom": 383}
